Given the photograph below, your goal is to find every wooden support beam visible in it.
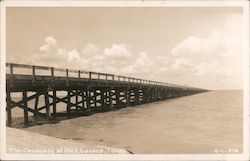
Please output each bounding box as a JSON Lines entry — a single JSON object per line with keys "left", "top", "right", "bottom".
{"left": 5, "top": 63, "right": 208, "bottom": 126}
{"left": 75, "top": 89, "right": 78, "bottom": 110}
{"left": 109, "top": 88, "right": 113, "bottom": 110}
{"left": 89, "top": 72, "right": 92, "bottom": 80}
{"left": 115, "top": 88, "right": 120, "bottom": 107}
{"left": 86, "top": 89, "right": 91, "bottom": 111}
{"left": 101, "top": 89, "right": 105, "bottom": 108}
{"left": 67, "top": 90, "right": 71, "bottom": 118}
{"left": 53, "top": 90, "right": 56, "bottom": 118}
{"left": 9, "top": 92, "right": 38, "bottom": 109}
{"left": 135, "top": 88, "right": 140, "bottom": 105}
{"left": 81, "top": 90, "right": 85, "bottom": 110}
{"left": 94, "top": 89, "right": 97, "bottom": 107}
{"left": 139, "top": 89, "right": 142, "bottom": 103}
{"left": 10, "top": 99, "right": 45, "bottom": 117}
{"left": 34, "top": 92, "right": 39, "bottom": 119}
{"left": 44, "top": 91, "right": 51, "bottom": 120}
{"left": 47, "top": 93, "right": 83, "bottom": 110}
{"left": 9, "top": 64, "right": 13, "bottom": 87}
{"left": 23, "top": 91, "right": 29, "bottom": 127}
{"left": 6, "top": 90, "right": 12, "bottom": 127}
{"left": 66, "top": 69, "right": 69, "bottom": 86}
{"left": 147, "top": 88, "right": 151, "bottom": 102}
{"left": 78, "top": 70, "right": 81, "bottom": 86}
{"left": 51, "top": 67, "right": 54, "bottom": 77}
{"left": 32, "top": 65, "right": 36, "bottom": 86}
{"left": 126, "top": 88, "right": 130, "bottom": 106}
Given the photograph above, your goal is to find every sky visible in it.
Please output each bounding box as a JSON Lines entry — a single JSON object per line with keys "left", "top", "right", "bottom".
{"left": 6, "top": 7, "right": 244, "bottom": 90}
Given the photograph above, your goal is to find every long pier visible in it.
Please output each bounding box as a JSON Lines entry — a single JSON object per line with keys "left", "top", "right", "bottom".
{"left": 6, "top": 63, "right": 208, "bottom": 127}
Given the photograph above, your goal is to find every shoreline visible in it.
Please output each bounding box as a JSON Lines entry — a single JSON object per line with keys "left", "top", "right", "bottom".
{"left": 6, "top": 127, "right": 131, "bottom": 154}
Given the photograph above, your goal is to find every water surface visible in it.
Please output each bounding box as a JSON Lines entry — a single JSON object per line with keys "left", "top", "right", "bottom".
{"left": 18, "top": 90, "right": 243, "bottom": 154}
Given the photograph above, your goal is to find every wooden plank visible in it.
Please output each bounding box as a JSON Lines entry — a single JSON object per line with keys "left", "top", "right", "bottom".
{"left": 6, "top": 63, "right": 208, "bottom": 92}
{"left": 33, "top": 65, "right": 50, "bottom": 71}
{"left": 8, "top": 63, "right": 32, "bottom": 69}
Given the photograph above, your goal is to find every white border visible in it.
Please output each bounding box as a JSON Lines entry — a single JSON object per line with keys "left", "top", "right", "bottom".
{"left": 0, "top": 1, "right": 249, "bottom": 161}
{"left": 0, "top": 1, "right": 6, "bottom": 161}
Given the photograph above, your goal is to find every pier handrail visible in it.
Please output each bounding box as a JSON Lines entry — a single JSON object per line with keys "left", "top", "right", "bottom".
{"left": 6, "top": 63, "right": 204, "bottom": 91}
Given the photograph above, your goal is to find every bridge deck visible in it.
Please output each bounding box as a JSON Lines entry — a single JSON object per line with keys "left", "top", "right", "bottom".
{"left": 6, "top": 63, "right": 208, "bottom": 127}
{"left": 6, "top": 74, "right": 172, "bottom": 91}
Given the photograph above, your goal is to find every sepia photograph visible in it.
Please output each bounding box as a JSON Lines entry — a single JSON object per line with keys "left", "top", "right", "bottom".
{"left": 0, "top": 1, "right": 249, "bottom": 160}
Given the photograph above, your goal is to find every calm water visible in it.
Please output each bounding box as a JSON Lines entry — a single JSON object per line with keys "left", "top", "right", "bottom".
{"left": 14, "top": 90, "right": 243, "bottom": 154}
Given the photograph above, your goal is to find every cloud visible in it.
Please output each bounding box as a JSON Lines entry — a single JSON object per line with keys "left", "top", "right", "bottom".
{"left": 120, "top": 51, "right": 155, "bottom": 77}
{"left": 23, "top": 33, "right": 242, "bottom": 90}
{"left": 134, "top": 52, "right": 150, "bottom": 67}
{"left": 81, "top": 43, "right": 100, "bottom": 55}
{"left": 45, "top": 36, "right": 56, "bottom": 46}
{"left": 170, "top": 30, "right": 242, "bottom": 78}
{"left": 39, "top": 36, "right": 57, "bottom": 52}
{"left": 35, "top": 37, "right": 144, "bottom": 75}
{"left": 171, "top": 58, "right": 193, "bottom": 70}
{"left": 171, "top": 30, "right": 241, "bottom": 58}
{"left": 68, "top": 49, "right": 81, "bottom": 61}
{"left": 104, "top": 44, "right": 132, "bottom": 59}
{"left": 193, "top": 61, "right": 221, "bottom": 76}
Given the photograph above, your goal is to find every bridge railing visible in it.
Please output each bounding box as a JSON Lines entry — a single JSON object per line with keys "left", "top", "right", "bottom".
{"left": 6, "top": 63, "right": 204, "bottom": 90}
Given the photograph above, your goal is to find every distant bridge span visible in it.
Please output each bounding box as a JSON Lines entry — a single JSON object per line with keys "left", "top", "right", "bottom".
{"left": 6, "top": 63, "right": 208, "bottom": 127}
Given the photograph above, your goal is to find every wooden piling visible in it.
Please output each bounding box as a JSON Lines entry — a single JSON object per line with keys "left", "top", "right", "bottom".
{"left": 34, "top": 92, "right": 39, "bottom": 119}
{"left": 126, "top": 88, "right": 130, "bottom": 106}
{"left": 6, "top": 90, "right": 12, "bottom": 127}
{"left": 44, "top": 91, "right": 51, "bottom": 120}
{"left": 94, "top": 89, "right": 97, "bottom": 107}
{"left": 75, "top": 90, "right": 78, "bottom": 110}
{"left": 23, "top": 91, "right": 29, "bottom": 127}
{"left": 9, "top": 64, "right": 13, "bottom": 87}
{"left": 32, "top": 65, "right": 36, "bottom": 86}
{"left": 53, "top": 90, "right": 56, "bottom": 118}
{"left": 67, "top": 90, "right": 71, "bottom": 118}
{"left": 135, "top": 88, "right": 140, "bottom": 105}
{"left": 115, "top": 88, "right": 120, "bottom": 108}
{"left": 81, "top": 90, "right": 85, "bottom": 111}
{"left": 101, "top": 89, "right": 105, "bottom": 109}
{"left": 86, "top": 89, "right": 90, "bottom": 111}
{"left": 109, "top": 88, "right": 113, "bottom": 110}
